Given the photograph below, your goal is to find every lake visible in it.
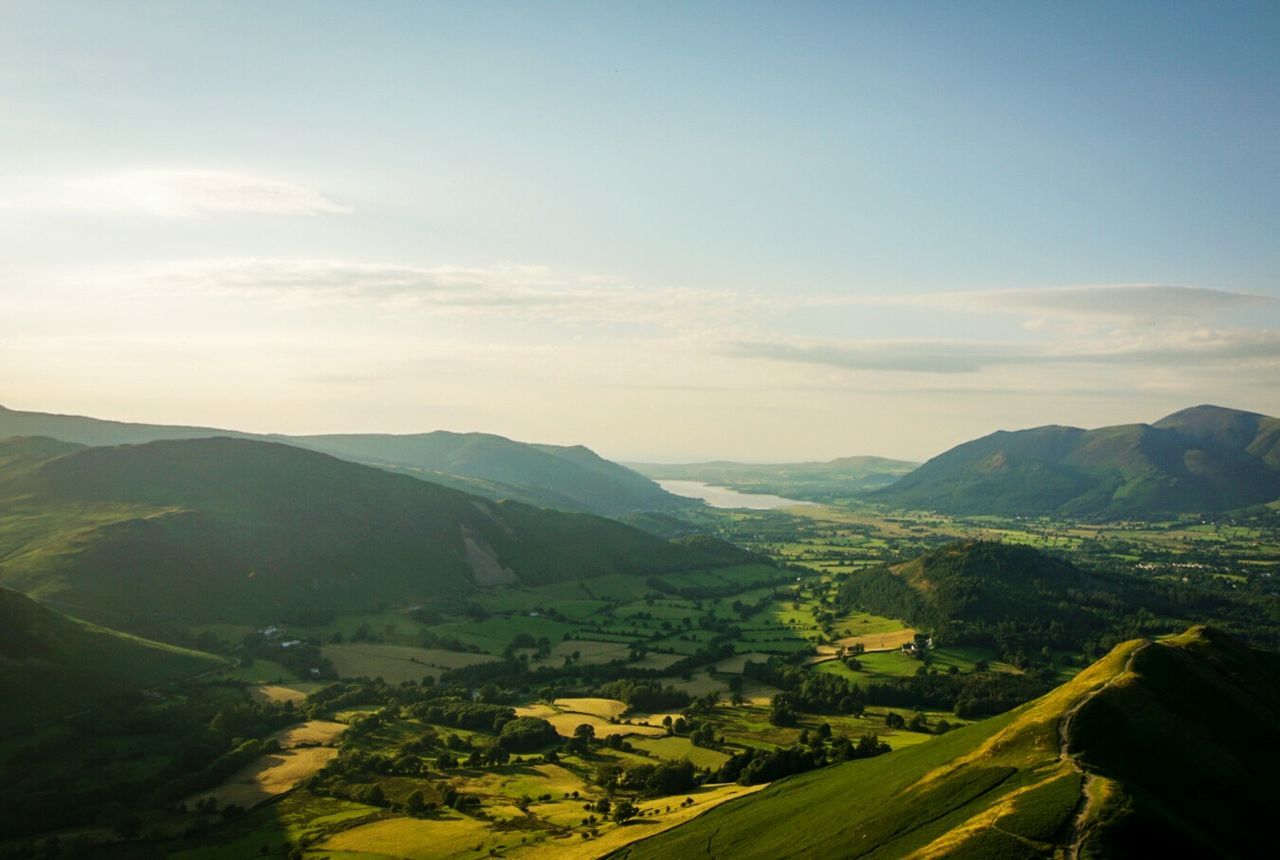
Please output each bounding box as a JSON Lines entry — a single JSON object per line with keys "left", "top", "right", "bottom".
{"left": 656, "top": 479, "right": 813, "bottom": 510}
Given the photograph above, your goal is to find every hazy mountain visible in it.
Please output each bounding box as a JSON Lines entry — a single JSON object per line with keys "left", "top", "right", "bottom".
{"left": 614, "top": 626, "right": 1280, "bottom": 859}
{"left": 0, "top": 586, "right": 226, "bottom": 731}
{"left": 874, "top": 405, "right": 1280, "bottom": 517}
{"left": 0, "top": 436, "right": 753, "bottom": 627}
{"left": 292, "top": 431, "right": 685, "bottom": 515}
{"left": 629, "top": 456, "right": 919, "bottom": 502}
{"left": 0, "top": 404, "right": 687, "bottom": 516}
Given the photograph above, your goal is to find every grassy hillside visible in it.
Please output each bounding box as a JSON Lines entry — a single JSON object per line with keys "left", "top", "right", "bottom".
{"left": 613, "top": 626, "right": 1280, "bottom": 859}
{"left": 875, "top": 405, "right": 1280, "bottom": 518}
{"left": 0, "top": 404, "right": 685, "bottom": 516}
{"left": 630, "top": 456, "right": 918, "bottom": 502}
{"left": 294, "top": 431, "right": 687, "bottom": 515}
{"left": 0, "top": 587, "right": 226, "bottom": 730}
{"left": 0, "top": 436, "right": 755, "bottom": 627}
{"left": 837, "top": 540, "right": 1272, "bottom": 656}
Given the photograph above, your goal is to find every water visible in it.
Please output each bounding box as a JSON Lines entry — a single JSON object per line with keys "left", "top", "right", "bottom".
{"left": 656, "top": 479, "right": 812, "bottom": 510}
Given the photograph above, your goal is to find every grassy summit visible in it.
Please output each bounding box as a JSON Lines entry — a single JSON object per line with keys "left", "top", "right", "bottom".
{"left": 613, "top": 625, "right": 1280, "bottom": 859}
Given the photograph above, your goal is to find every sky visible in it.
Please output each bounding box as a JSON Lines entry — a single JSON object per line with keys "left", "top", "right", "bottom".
{"left": 2, "top": 0, "right": 1279, "bottom": 462}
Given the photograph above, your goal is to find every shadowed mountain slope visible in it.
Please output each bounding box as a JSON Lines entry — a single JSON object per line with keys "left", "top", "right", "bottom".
{"left": 0, "top": 586, "right": 226, "bottom": 731}
{"left": 0, "top": 436, "right": 752, "bottom": 627}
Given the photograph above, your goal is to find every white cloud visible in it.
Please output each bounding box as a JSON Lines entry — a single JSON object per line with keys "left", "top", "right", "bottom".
{"left": 68, "top": 257, "right": 734, "bottom": 325}
{"left": 840, "top": 284, "right": 1270, "bottom": 321}
{"left": 728, "top": 328, "right": 1280, "bottom": 374}
{"left": 4, "top": 169, "right": 349, "bottom": 216}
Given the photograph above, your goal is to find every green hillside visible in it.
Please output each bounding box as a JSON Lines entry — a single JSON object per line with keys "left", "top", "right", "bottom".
{"left": 294, "top": 431, "right": 686, "bottom": 515}
{"left": 0, "top": 436, "right": 754, "bottom": 627}
{"left": 875, "top": 405, "right": 1280, "bottom": 518}
{"left": 613, "top": 626, "right": 1280, "bottom": 859}
{"left": 837, "top": 540, "right": 1272, "bottom": 655}
{"left": 0, "top": 587, "right": 226, "bottom": 731}
{"left": 0, "top": 404, "right": 686, "bottom": 516}
{"left": 630, "top": 455, "right": 918, "bottom": 502}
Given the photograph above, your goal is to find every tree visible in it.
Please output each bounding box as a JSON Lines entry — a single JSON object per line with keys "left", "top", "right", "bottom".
{"left": 884, "top": 711, "right": 905, "bottom": 729}
{"left": 405, "top": 790, "right": 428, "bottom": 816}
{"left": 612, "top": 800, "right": 638, "bottom": 824}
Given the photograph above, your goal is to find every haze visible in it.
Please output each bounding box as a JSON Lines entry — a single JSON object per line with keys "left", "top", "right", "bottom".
{"left": 2, "top": 1, "right": 1278, "bottom": 461}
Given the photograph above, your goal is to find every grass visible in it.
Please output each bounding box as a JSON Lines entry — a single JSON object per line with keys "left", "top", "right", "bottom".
{"left": 323, "top": 642, "right": 497, "bottom": 682}
{"left": 628, "top": 736, "right": 730, "bottom": 769}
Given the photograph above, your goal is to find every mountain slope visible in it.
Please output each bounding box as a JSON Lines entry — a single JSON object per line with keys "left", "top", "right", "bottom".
{"left": 0, "top": 587, "right": 226, "bottom": 730}
{"left": 0, "top": 404, "right": 687, "bottom": 516}
{"left": 0, "top": 436, "right": 752, "bottom": 626}
{"left": 613, "top": 626, "right": 1280, "bottom": 859}
{"left": 629, "top": 456, "right": 919, "bottom": 502}
{"left": 874, "top": 405, "right": 1280, "bottom": 517}
{"left": 293, "top": 431, "right": 684, "bottom": 515}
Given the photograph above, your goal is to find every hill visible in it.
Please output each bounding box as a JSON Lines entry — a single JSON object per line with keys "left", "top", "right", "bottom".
{"left": 0, "top": 587, "right": 226, "bottom": 731}
{"left": 612, "top": 625, "right": 1280, "bottom": 859}
{"left": 874, "top": 404, "right": 1280, "bottom": 518}
{"left": 0, "top": 404, "right": 687, "bottom": 516}
{"left": 292, "top": 431, "right": 685, "bottom": 515}
{"left": 629, "top": 455, "right": 918, "bottom": 502}
{"left": 0, "top": 436, "right": 755, "bottom": 627}
{"left": 837, "top": 540, "right": 1276, "bottom": 658}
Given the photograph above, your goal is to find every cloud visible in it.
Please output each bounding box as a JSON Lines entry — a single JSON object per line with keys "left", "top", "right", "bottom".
{"left": 5, "top": 170, "right": 349, "bottom": 216}
{"left": 76, "top": 257, "right": 732, "bottom": 325}
{"left": 728, "top": 328, "right": 1280, "bottom": 374}
{"left": 847, "top": 284, "right": 1270, "bottom": 321}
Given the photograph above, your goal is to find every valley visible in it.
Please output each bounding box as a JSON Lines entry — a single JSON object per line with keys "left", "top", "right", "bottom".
{"left": 2, "top": 408, "right": 1279, "bottom": 859}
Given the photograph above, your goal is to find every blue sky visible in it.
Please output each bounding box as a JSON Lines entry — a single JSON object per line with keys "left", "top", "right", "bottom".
{"left": 2, "top": 1, "right": 1278, "bottom": 460}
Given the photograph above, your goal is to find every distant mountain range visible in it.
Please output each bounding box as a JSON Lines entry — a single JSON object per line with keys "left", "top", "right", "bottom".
{"left": 0, "top": 586, "right": 225, "bottom": 731}
{"left": 875, "top": 404, "right": 1280, "bottom": 518}
{"left": 0, "top": 435, "right": 754, "bottom": 627}
{"left": 629, "top": 456, "right": 918, "bottom": 502}
{"left": 614, "top": 625, "right": 1280, "bottom": 859}
{"left": 0, "top": 404, "right": 686, "bottom": 516}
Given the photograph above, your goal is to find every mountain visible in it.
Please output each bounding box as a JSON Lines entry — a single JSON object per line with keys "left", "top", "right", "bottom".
{"left": 0, "top": 436, "right": 754, "bottom": 627}
{"left": 0, "top": 404, "right": 687, "bottom": 516}
{"left": 629, "top": 456, "right": 918, "bottom": 502}
{"left": 874, "top": 405, "right": 1280, "bottom": 518}
{"left": 613, "top": 626, "right": 1280, "bottom": 859}
{"left": 0, "top": 586, "right": 226, "bottom": 731}
{"left": 292, "top": 431, "right": 685, "bottom": 515}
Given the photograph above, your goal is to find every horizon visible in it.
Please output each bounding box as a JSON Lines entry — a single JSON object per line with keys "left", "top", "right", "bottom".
{"left": 0, "top": 398, "right": 1263, "bottom": 466}
{"left": 3, "top": 2, "right": 1279, "bottom": 461}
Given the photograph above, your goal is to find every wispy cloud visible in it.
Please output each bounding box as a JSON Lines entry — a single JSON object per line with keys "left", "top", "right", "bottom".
{"left": 728, "top": 328, "right": 1280, "bottom": 374}
{"left": 3, "top": 169, "right": 349, "bottom": 216}
{"left": 74, "top": 257, "right": 733, "bottom": 325}
{"left": 840, "top": 284, "right": 1270, "bottom": 321}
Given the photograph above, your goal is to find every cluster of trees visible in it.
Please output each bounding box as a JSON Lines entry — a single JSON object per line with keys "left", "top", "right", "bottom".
{"left": 716, "top": 731, "right": 890, "bottom": 785}
{"left": 743, "top": 659, "right": 867, "bottom": 716}
{"left": 599, "top": 680, "right": 693, "bottom": 712}
{"left": 595, "top": 760, "right": 699, "bottom": 796}
{"left": 0, "top": 686, "right": 301, "bottom": 839}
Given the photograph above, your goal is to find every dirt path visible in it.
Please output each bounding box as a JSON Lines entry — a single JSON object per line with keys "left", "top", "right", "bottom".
{"left": 1056, "top": 641, "right": 1150, "bottom": 859}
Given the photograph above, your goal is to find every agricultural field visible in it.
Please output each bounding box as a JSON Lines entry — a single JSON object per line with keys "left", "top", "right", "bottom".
{"left": 323, "top": 643, "right": 499, "bottom": 683}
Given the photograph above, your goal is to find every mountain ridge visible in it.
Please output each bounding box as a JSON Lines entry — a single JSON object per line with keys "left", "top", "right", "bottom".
{"left": 612, "top": 625, "right": 1280, "bottom": 859}
{"left": 0, "top": 404, "right": 686, "bottom": 516}
{"left": 874, "top": 404, "right": 1280, "bottom": 517}
{"left": 0, "top": 435, "right": 754, "bottom": 627}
